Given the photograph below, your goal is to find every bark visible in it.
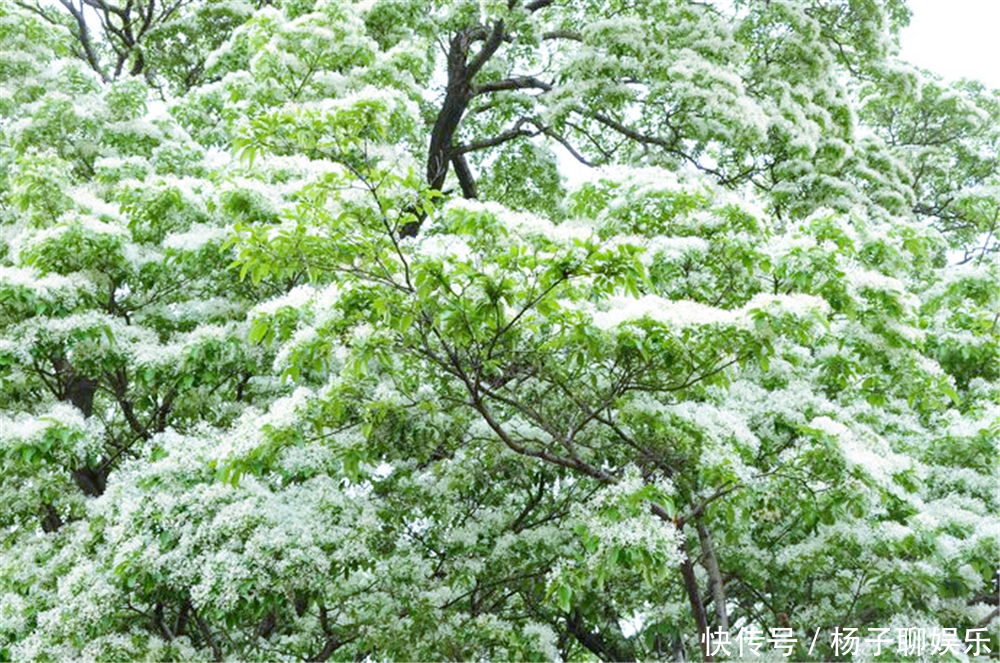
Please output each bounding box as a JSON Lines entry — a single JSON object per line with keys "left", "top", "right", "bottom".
{"left": 565, "top": 608, "right": 637, "bottom": 662}
{"left": 194, "top": 606, "right": 223, "bottom": 662}
{"left": 154, "top": 601, "right": 175, "bottom": 640}
{"left": 680, "top": 552, "right": 713, "bottom": 662}
{"left": 41, "top": 504, "right": 63, "bottom": 533}
{"left": 426, "top": 24, "right": 499, "bottom": 193}
{"left": 55, "top": 0, "right": 110, "bottom": 81}
{"left": 400, "top": 21, "right": 506, "bottom": 238}
{"left": 404, "top": 1, "right": 578, "bottom": 237}
{"left": 73, "top": 464, "right": 108, "bottom": 496}
{"left": 65, "top": 372, "right": 97, "bottom": 417}
{"left": 451, "top": 152, "right": 477, "bottom": 199}
{"left": 50, "top": 356, "right": 96, "bottom": 417}
{"left": 175, "top": 600, "right": 190, "bottom": 637}
{"left": 255, "top": 610, "right": 276, "bottom": 639}
{"left": 697, "top": 521, "right": 728, "bottom": 631}
{"left": 39, "top": 357, "right": 102, "bottom": 530}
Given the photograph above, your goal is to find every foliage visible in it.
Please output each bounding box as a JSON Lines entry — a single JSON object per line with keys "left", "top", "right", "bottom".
{"left": 0, "top": 0, "right": 997, "bottom": 661}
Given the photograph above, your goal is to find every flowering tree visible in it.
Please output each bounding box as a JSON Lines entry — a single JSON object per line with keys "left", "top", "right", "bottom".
{"left": 0, "top": 0, "right": 997, "bottom": 661}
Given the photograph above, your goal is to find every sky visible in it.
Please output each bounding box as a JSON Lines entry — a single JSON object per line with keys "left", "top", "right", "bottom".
{"left": 900, "top": 0, "right": 1000, "bottom": 88}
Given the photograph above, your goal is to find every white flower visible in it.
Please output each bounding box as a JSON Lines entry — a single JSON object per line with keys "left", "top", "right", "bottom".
{"left": 590, "top": 294, "right": 740, "bottom": 329}
{"left": 252, "top": 284, "right": 316, "bottom": 318}
{"left": 743, "top": 292, "right": 830, "bottom": 318}
{"left": 163, "top": 224, "right": 231, "bottom": 252}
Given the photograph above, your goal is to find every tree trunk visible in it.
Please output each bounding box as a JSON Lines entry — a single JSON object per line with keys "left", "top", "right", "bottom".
{"left": 697, "top": 521, "right": 728, "bottom": 631}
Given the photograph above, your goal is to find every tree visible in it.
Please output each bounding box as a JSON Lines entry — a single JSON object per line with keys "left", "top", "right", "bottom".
{"left": 0, "top": 0, "right": 997, "bottom": 660}
{"left": 10, "top": 0, "right": 268, "bottom": 90}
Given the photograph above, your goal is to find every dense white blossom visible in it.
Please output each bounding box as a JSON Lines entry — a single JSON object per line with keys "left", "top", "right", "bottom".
{"left": 0, "top": 0, "right": 995, "bottom": 659}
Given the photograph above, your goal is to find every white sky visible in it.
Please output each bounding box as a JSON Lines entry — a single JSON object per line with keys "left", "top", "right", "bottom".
{"left": 900, "top": 0, "right": 1000, "bottom": 88}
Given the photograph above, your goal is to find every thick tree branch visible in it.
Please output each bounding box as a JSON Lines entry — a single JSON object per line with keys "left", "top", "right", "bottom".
{"left": 474, "top": 75, "right": 553, "bottom": 95}
{"left": 698, "top": 521, "right": 729, "bottom": 630}
{"left": 452, "top": 118, "right": 538, "bottom": 154}
{"left": 525, "top": 0, "right": 555, "bottom": 11}
{"left": 680, "top": 552, "right": 714, "bottom": 662}
{"left": 564, "top": 607, "right": 637, "bottom": 662}
{"left": 451, "top": 152, "right": 477, "bottom": 198}
{"left": 55, "top": 0, "right": 110, "bottom": 81}
{"left": 426, "top": 27, "right": 487, "bottom": 192}
{"left": 466, "top": 20, "right": 506, "bottom": 79}
{"left": 542, "top": 29, "right": 583, "bottom": 41}
{"left": 188, "top": 602, "right": 222, "bottom": 662}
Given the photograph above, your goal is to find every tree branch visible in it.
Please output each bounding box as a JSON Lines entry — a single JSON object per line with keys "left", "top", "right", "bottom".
{"left": 192, "top": 603, "right": 222, "bottom": 662}
{"left": 697, "top": 521, "right": 729, "bottom": 630}
{"left": 450, "top": 152, "right": 478, "bottom": 198}
{"left": 564, "top": 607, "right": 637, "bottom": 662}
{"left": 55, "top": 0, "right": 110, "bottom": 81}
{"left": 474, "top": 75, "right": 552, "bottom": 95}
{"left": 466, "top": 20, "right": 505, "bottom": 79}
{"left": 680, "top": 552, "right": 714, "bottom": 662}
{"left": 452, "top": 118, "right": 538, "bottom": 154}
{"left": 542, "top": 127, "right": 596, "bottom": 167}
{"left": 675, "top": 482, "right": 742, "bottom": 529}
{"left": 542, "top": 29, "right": 583, "bottom": 41}
{"left": 525, "top": 0, "right": 555, "bottom": 11}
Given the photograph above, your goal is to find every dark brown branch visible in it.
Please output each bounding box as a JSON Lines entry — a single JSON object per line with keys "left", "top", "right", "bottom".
{"left": 193, "top": 604, "right": 222, "bottom": 662}
{"left": 41, "top": 503, "right": 63, "bottom": 532}
{"left": 590, "top": 110, "right": 674, "bottom": 148}
{"left": 111, "top": 366, "right": 151, "bottom": 441}
{"left": 451, "top": 152, "right": 477, "bottom": 198}
{"left": 675, "top": 482, "right": 741, "bottom": 529}
{"left": 153, "top": 601, "right": 175, "bottom": 640}
{"left": 976, "top": 607, "right": 999, "bottom": 629}
{"left": 565, "top": 607, "right": 637, "bottom": 662}
{"left": 697, "top": 521, "right": 728, "bottom": 630}
{"left": 56, "top": 0, "right": 110, "bottom": 81}
{"left": 472, "top": 387, "right": 614, "bottom": 482}
{"left": 175, "top": 600, "right": 190, "bottom": 636}
{"left": 426, "top": 27, "right": 485, "bottom": 191}
{"left": 474, "top": 75, "right": 553, "bottom": 95}
{"left": 543, "top": 127, "right": 595, "bottom": 167}
{"left": 563, "top": 119, "right": 615, "bottom": 163}
{"left": 466, "top": 20, "right": 505, "bottom": 79}
{"left": 681, "top": 552, "right": 713, "bottom": 662}
{"left": 509, "top": 472, "right": 547, "bottom": 532}
{"left": 309, "top": 636, "right": 346, "bottom": 663}
{"left": 586, "top": 110, "right": 757, "bottom": 186}
{"left": 452, "top": 119, "right": 538, "bottom": 154}
{"left": 525, "top": 0, "right": 555, "bottom": 11}
{"left": 428, "top": 324, "right": 615, "bottom": 483}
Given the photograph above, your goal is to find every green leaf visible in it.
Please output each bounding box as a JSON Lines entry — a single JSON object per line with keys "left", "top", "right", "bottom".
{"left": 556, "top": 584, "right": 572, "bottom": 613}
